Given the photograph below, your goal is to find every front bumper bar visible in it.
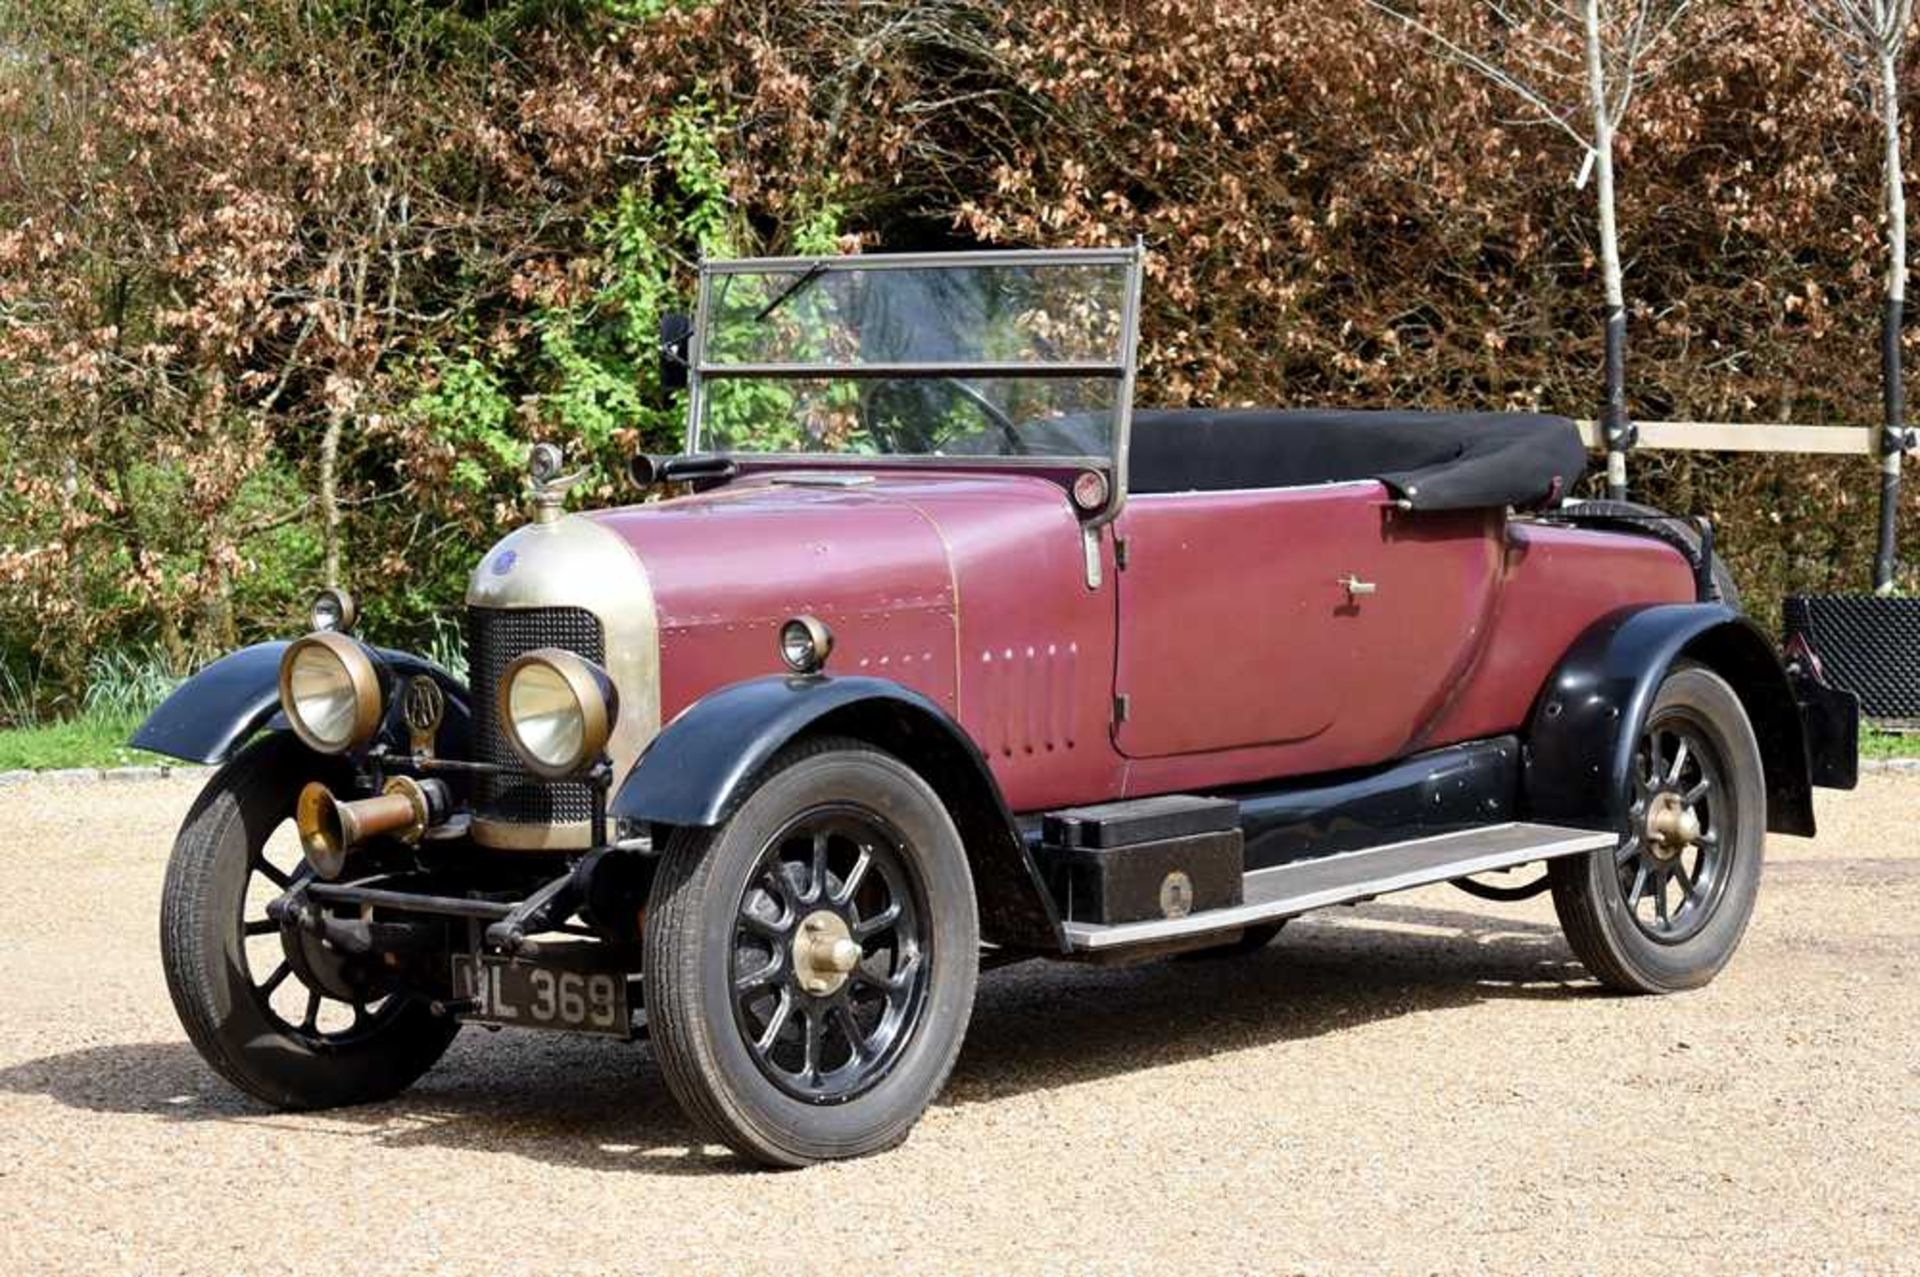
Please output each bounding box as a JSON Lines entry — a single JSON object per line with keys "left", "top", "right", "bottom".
{"left": 269, "top": 846, "right": 631, "bottom": 965}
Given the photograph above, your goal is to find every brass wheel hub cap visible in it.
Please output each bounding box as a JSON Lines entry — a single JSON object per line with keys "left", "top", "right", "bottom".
{"left": 1644, "top": 790, "right": 1701, "bottom": 862}
{"left": 791, "top": 910, "right": 862, "bottom": 997}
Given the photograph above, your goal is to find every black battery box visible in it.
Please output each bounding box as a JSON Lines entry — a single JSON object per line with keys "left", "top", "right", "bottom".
{"left": 1037, "top": 796, "right": 1244, "bottom": 925}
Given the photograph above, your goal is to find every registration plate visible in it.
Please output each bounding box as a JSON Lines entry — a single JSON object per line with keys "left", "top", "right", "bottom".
{"left": 450, "top": 956, "right": 631, "bottom": 1038}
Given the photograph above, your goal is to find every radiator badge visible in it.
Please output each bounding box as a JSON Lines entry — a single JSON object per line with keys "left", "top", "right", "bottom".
{"left": 403, "top": 675, "right": 446, "bottom": 755}
{"left": 491, "top": 549, "right": 517, "bottom": 576}
{"left": 403, "top": 676, "right": 446, "bottom": 735}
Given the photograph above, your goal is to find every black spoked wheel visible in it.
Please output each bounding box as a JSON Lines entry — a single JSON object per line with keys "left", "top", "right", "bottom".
{"left": 1551, "top": 663, "right": 1766, "bottom": 994}
{"left": 731, "top": 808, "right": 931, "bottom": 1103}
{"left": 161, "top": 735, "right": 458, "bottom": 1108}
{"left": 238, "top": 837, "right": 409, "bottom": 1049}
{"left": 1617, "top": 716, "right": 1731, "bottom": 944}
{"left": 646, "top": 738, "right": 978, "bottom": 1167}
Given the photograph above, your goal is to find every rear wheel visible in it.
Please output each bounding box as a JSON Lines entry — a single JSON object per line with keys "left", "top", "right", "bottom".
{"left": 644, "top": 739, "right": 979, "bottom": 1167}
{"left": 160, "top": 735, "right": 459, "bottom": 1107}
{"left": 1550, "top": 664, "right": 1765, "bottom": 993}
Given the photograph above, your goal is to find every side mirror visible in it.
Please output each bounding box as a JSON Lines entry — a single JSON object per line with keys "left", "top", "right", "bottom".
{"left": 659, "top": 312, "right": 692, "bottom": 392}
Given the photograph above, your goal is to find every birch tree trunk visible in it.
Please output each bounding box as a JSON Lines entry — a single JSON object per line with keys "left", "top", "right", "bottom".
{"left": 319, "top": 409, "right": 344, "bottom": 590}
{"left": 1875, "top": 42, "right": 1907, "bottom": 594}
{"left": 1585, "top": 0, "right": 1632, "bottom": 500}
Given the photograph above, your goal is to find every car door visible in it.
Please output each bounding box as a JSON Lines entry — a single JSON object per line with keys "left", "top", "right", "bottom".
{"left": 1111, "top": 481, "right": 1500, "bottom": 769}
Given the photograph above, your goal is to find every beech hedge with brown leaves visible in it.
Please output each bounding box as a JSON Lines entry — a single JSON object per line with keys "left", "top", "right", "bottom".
{"left": 0, "top": 0, "right": 1912, "bottom": 713}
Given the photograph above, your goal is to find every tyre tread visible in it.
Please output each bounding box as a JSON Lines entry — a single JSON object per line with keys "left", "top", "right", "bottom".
{"left": 1549, "top": 663, "right": 1764, "bottom": 995}
{"left": 644, "top": 735, "right": 975, "bottom": 1167}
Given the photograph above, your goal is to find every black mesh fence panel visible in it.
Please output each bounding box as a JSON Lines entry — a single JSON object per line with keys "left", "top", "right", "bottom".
{"left": 1783, "top": 594, "right": 1920, "bottom": 721}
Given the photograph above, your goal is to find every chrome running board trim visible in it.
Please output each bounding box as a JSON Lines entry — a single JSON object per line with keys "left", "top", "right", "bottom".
{"left": 1060, "top": 821, "right": 1613, "bottom": 951}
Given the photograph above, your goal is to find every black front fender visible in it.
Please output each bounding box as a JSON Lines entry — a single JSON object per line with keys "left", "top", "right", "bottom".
{"left": 131, "top": 640, "right": 469, "bottom": 765}
{"left": 612, "top": 674, "right": 1065, "bottom": 952}
{"left": 1525, "top": 604, "right": 1816, "bottom": 838}
{"left": 611, "top": 675, "right": 954, "bottom": 828}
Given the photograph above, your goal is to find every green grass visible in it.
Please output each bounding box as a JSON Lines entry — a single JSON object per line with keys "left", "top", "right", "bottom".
{"left": 1860, "top": 728, "right": 1920, "bottom": 760}
{"left": 0, "top": 643, "right": 181, "bottom": 771}
{"left": 0, "top": 709, "right": 165, "bottom": 771}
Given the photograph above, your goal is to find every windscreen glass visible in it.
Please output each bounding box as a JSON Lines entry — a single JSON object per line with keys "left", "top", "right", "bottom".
{"left": 696, "top": 258, "right": 1132, "bottom": 460}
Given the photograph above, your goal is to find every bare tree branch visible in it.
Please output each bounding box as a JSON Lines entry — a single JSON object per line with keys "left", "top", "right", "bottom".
{"left": 1363, "top": 1, "right": 1594, "bottom": 148}
{"left": 1368, "top": 0, "right": 1692, "bottom": 499}
{"left": 1802, "top": 0, "right": 1916, "bottom": 589}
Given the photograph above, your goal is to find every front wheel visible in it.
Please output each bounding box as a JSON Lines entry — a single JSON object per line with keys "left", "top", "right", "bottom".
{"left": 644, "top": 738, "right": 979, "bottom": 1167}
{"left": 160, "top": 735, "right": 459, "bottom": 1108}
{"left": 1550, "top": 663, "right": 1766, "bottom": 994}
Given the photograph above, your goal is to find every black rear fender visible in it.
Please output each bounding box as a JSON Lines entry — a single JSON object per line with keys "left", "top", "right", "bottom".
{"left": 131, "top": 640, "right": 470, "bottom": 765}
{"left": 1524, "top": 605, "right": 1817, "bottom": 838}
{"left": 610, "top": 674, "right": 1064, "bottom": 953}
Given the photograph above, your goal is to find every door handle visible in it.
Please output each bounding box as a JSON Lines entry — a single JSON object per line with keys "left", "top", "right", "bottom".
{"left": 1340, "top": 575, "right": 1377, "bottom": 599}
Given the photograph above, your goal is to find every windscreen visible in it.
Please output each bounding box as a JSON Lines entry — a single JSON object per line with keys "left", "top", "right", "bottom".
{"left": 692, "top": 254, "right": 1137, "bottom": 461}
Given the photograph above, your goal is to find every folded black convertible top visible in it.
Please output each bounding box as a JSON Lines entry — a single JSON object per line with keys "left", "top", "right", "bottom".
{"left": 1127, "top": 409, "right": 1588, "bottom": 512}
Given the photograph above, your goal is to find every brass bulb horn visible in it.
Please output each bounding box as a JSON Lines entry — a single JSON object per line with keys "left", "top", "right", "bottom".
{"left": 295, "top": 775, "right": 449, "bottom": 880}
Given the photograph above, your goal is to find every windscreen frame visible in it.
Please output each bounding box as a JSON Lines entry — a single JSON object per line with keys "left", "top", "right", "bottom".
{"left": 685, "top": 245, "right": 1145, "bottom": 525}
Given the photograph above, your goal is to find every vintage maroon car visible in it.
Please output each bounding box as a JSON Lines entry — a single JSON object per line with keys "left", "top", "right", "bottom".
{"left": 136, "top": 247, "right": 1858, "bottom": 1166}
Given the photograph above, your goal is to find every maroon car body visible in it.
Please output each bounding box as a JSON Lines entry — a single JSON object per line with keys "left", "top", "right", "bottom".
{"left": 138, "top": 247, "right": 1857, "bottom": 1167}
{"left": 595, "top": 470, "right": 1693, "bottom": 809}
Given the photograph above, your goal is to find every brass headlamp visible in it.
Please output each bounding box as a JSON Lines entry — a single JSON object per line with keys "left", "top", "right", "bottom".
{"left": 499, "top": 647, "right": 619, "bottom": 779}
{"left": 278, "top": 632, "right": 383, "bottom": 755}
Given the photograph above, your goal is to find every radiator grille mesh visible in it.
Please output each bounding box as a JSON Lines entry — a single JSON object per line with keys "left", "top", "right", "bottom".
{"left": 466, "top": 605, "right": 606, "bottom": 825}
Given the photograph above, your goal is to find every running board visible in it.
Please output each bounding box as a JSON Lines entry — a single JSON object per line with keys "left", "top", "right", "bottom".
{"left": 1060, "top": 821, "right": 1613, "bottom": 952}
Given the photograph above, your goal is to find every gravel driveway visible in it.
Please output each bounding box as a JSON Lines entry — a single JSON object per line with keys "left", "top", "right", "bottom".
{"left": 1, "top": 772, "right": 1914, "bottom": 1275}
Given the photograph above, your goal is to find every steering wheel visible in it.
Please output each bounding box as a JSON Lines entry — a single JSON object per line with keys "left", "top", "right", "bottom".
{"left": 939, "top": 378, "right": 1026, "bottom": 455}
{"left": 862, "top": 378, "right": 1025, "bottom": 455}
